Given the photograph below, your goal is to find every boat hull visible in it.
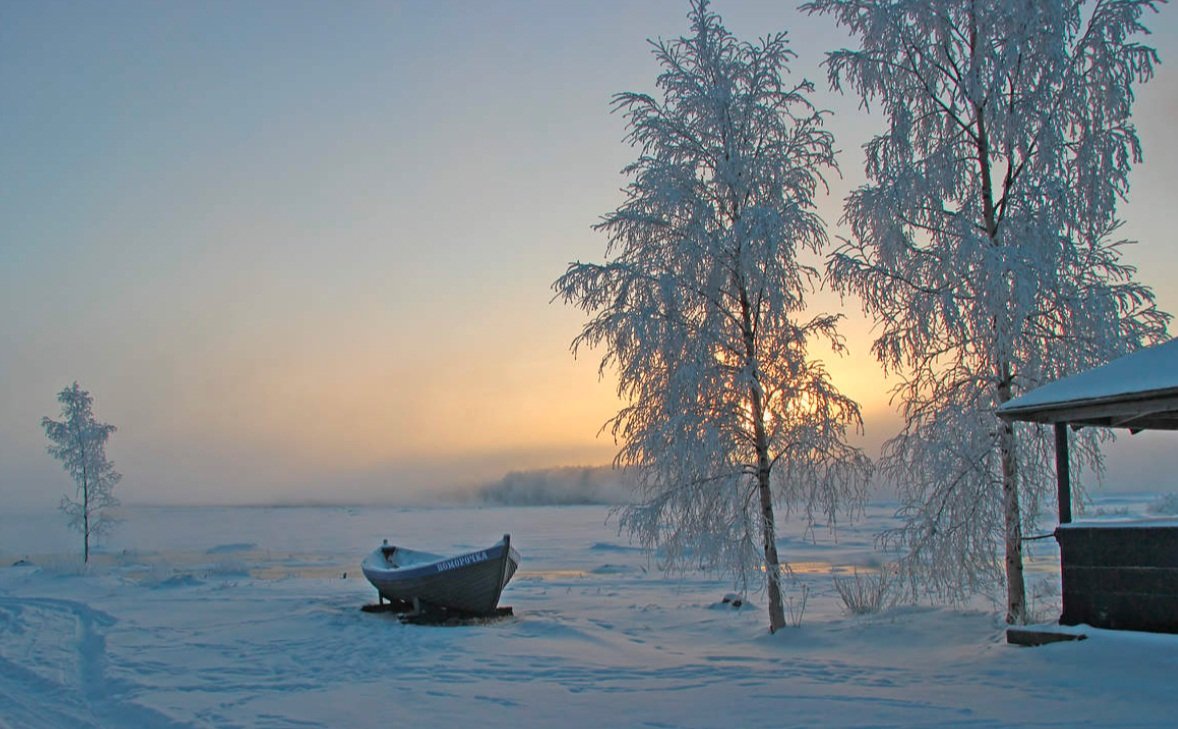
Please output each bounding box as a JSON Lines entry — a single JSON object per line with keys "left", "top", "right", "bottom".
{"left": 361, "top": 535, "right": 520, "bottom": 616}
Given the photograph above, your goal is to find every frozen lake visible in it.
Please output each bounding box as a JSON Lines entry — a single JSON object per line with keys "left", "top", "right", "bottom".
{"left": 1, "top": 497, "right": 1175, "bottom": 727}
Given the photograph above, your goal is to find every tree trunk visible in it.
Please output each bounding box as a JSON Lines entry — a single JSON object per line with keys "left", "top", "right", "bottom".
{"left": 83, "top": 485, "right": 90, "bottom": 565}
{"left": 80, "top": 436, "right": 91, "bottom": 564}
{"left": 999, "top": 420, "right": 1026, "bottom": 623}
{"left": 996, "top": 373, "right": 1026, "bottom": 625}
{"left": 749, "top": 357, "right": 785, "bottom": 632}
{"left": 748, "top": 358, "right": 785, "bottom": 631}
{"left": 757, "top": 464, "right": 786, "bottom": 633}
{"left": 971, "top": 14, "right": 1026, "bottom": 622}
{"left": 737, "top": 275, "right": 786, "bottom": 633}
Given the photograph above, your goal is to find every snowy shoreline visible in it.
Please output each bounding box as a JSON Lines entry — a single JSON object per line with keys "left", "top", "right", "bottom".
{"left": 2, "top": 499, "right": 1176, "bottom": 727}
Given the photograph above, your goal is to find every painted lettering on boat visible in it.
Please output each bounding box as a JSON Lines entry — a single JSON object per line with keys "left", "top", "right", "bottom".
{"left": 436, "top": 550, "right": 489, "bottom": 572}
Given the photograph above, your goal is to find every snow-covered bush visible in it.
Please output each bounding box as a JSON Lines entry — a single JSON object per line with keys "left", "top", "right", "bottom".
{"left": 1026, "top": 576, "right": 1062, "bottom": 625}
{"left": 833, "top": 567, "right": 897, "bottom": 616}
{"left": 1146, "top": 493, "right": 1178, "bottom": 516}
{"left": 785, "top": 583, "right": 809, "bottom": 628}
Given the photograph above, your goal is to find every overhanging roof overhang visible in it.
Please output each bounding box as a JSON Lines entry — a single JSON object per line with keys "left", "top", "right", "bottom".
{"left": 996, "top": 339, "right": 1178, "bottom": 430}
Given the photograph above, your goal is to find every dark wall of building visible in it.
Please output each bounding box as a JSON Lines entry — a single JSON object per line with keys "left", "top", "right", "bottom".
{"left": 1056, "top": 525, "right": 1178, "bottom": 634}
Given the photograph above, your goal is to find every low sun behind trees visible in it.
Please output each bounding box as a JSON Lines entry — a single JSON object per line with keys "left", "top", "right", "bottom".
{"left": 555, "top": 0, "right": 870, "bottom": 633}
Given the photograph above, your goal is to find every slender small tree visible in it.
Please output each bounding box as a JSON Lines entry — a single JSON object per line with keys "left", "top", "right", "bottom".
{"left": 804, "top": 0, "right": 1170, "bottom": 622}
{"left": 555, "top": 0, "right": 870, "bottom": 633}
{"left": 42, "top": 382, "right": 121, "bottom": 563}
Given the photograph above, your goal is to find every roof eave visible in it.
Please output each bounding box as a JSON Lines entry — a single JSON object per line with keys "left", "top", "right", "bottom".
{"left": 998, "top": 388, "right": 1178, "bottom": 429}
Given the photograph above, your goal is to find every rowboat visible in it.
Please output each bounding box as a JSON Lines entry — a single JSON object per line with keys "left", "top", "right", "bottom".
{"left": 361, "top": 534, "right": 520, "bottom": 616}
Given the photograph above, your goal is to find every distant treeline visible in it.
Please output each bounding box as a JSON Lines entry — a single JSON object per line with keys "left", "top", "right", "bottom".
{"left": 474, "top": 466, "right": 637, "bottom": 506}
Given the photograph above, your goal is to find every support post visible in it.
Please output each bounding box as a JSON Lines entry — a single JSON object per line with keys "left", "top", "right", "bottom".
{"left": 1054, "top": 422, "right": 1072, "bottom": 524}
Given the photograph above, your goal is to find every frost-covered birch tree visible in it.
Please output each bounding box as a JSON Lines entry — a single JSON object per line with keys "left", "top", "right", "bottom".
{"left": 804, "top": 0, "right": 1170, "bottom": 623}
{"left": 555, "top": 0, "right": 870, "bottom": 633}
{"left": 42, "top": 382, "right": 121, "bottom": 563}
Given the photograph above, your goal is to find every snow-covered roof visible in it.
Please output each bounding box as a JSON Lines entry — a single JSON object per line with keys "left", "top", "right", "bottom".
{"left": 1058, "top": 518, "right": 1178, "bottom": 529}
{"left": 997, "top": 338, "right": 1178, "bottom": 430}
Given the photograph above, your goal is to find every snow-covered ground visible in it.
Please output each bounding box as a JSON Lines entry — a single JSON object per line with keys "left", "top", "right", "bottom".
{"left": 2, "top": 496, "right": 1176, "bottom": 728}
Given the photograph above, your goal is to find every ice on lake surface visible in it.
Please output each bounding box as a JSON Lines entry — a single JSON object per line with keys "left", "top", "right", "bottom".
{"left": 1, "top": 496, "right": 1176, "bottom": 728}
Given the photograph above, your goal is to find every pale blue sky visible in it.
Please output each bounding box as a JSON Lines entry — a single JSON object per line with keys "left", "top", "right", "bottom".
{"left": 3, "top": 1, "right": 1176, "bottom": 506}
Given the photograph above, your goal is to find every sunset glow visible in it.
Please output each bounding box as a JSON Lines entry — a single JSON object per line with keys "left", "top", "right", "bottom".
{"left": 2, "top": 1, "right": 1175, "bottom": 505}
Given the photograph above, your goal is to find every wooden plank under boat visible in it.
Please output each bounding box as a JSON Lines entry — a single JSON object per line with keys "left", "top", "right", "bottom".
{"left": 361, "top": 534, "right": 520, "bottom": 616}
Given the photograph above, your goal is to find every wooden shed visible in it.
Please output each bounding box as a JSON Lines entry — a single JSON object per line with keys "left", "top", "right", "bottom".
{"left": 997, "top": 338, "right": 1178, "bottom": 633}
